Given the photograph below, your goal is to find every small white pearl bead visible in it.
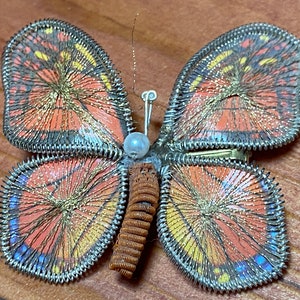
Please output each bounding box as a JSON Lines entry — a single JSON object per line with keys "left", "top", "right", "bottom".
{"left": 123, "top": 132, "right": 150, "bottom": 159}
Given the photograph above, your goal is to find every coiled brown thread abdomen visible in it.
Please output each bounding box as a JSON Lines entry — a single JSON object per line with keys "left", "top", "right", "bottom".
{"left": 109, "top": 162, "right": 159, "bottom": 278}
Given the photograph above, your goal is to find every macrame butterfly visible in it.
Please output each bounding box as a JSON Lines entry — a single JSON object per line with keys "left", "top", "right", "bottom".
{"left": 1, "top": 19, "right": 299, "bottom": 292}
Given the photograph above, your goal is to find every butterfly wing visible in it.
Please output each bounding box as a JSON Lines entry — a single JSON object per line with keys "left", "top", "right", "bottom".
{"left": 158, "top": 158, "right": 287, "bottom": 291}
{"left": 2, "top": 19, "right": 133, "bottom": 154}
{"left": 157, "top": 23, "right": 300, "bottom": 151}
{"left": 1, "top": 155, "right": 127, "bottom": 282}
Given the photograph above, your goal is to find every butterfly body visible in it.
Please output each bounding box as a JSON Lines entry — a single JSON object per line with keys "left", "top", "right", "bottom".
{"left": 109, "top": 162, "right": 159, "bottom": 278}
{"left": 1, "top": 19, "right": 299, "bottom": 291}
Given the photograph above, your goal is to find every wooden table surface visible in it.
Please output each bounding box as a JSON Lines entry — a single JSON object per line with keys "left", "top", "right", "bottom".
{"left": 0, "top": 0, "right": 300, "bottom": 299}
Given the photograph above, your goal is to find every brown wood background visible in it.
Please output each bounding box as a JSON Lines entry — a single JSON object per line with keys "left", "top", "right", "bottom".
{"left": 0, "top": 0, "right": 300, "bottom": 299}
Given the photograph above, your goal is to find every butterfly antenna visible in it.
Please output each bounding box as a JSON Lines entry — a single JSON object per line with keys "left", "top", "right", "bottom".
{"left": 131, "top": 14, "right": 157, "bottom": 136}
{"left": 141, "top": 90, "right": 157, "bottom": 136}
{"left": 131, "top": 13, "right": 139, "bottom": 95}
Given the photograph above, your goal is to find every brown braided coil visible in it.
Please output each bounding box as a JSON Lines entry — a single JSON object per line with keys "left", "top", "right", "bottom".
{"left": 109, "top": 162, "right": 159, "bottom": 278}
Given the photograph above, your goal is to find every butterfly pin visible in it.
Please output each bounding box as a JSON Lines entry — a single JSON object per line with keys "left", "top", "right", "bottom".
{"left": 1, "top": 19, "right": 299, "bottom": 292}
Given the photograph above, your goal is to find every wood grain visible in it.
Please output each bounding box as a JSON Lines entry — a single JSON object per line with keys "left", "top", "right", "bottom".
{"left": 0, "top": 0, "right": 299, "bottom": 299}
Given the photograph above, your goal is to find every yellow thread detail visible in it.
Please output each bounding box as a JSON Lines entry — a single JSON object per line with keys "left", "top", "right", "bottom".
{"left": 213, "top": 268, "right": 221, "bottom": 275}
{"left": 35, "top": 51, "right": 49, "bottom": 61}
{"left": 72, "top": 61, "right": 84, "bottom": 71}
{"left": 208, "top": 50, "right": 233, "bottom": 69}
{"left": 166, "top": 205, "right": 203, "bottom": 263}
{"left": 221, "top": 65, "right": 234, "bottom": 74}
{"left": 218, "top": 273, "right": 230, "bottom": 283}
{"left": 260, "top": 35, "right": 270, "bottom": 41}
{"left": 190, "top": 75, "right": 202, "bottom": 91}
{"left": 244, "top": 65, "right": 251, "bottom": 72}
{"left": 197, "top": 266, "right": 203, "bottom": 275}
{"left": 101, "top": 73, "right": 112, "bottom": 90}
{"left": 239, "top": 57, "right": 247, "bottom": 65}
{"left": 44, "top": 27, "right": 53, "bottom": 34}
{"left": 75, "top": 43, "right": 97, "bottom": 66}
{"left": 259, "top": 58, "right": 277, "bottom": 66}
{"left": 52, "top": 265, "right": 60, "bottom": 274}
{"left": 60, "top": 50, "right": 71, "bottom": 61}
{"left": 213, "top": 268, "right": 230, "bottom": 283}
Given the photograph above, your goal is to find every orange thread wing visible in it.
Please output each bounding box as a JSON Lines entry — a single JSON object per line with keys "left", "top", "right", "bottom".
{"left": 158, "top": 23, "right": 300, "bottom": 151}
{"left": 1, "top": 156, "right": 126, "bottom": 282}
{"left": 157, "top": 160, "right": 287, "bottom": 291}
{"left": 2, "top": 19, "right": 133, "bottom": 153}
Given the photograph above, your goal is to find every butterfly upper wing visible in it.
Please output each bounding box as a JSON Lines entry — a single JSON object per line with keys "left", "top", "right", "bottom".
{"left": 158, "top": 158, "right": 287, "bottom": 291}
{"left": 2, "top": 19, "right": 133, "bottom": 155}
{"left": 1, "top": 155, "right": 127, "bottom": 282}
{"left": 157, "top": 23, "right": 300, "bottom": 151}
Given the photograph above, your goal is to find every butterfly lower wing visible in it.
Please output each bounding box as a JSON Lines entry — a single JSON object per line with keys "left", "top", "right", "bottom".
{"left": 157, "top": 159, "right": 287, "bottom": 291}
{"left": 1, "top": 155, "right": 127, "bottom": 282}
{"left": 157, "top": 23, "right": 300, "bottom": 151}
{"left": 2, "top": 19, "right": 133, "bottom": 154}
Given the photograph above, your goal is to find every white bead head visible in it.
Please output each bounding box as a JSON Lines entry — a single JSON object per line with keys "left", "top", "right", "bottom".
{"left": 123, "top": 132, "right": 150, "bottom": 159}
